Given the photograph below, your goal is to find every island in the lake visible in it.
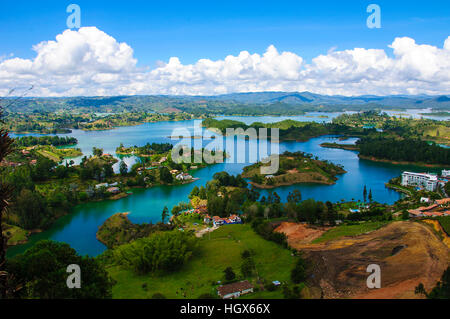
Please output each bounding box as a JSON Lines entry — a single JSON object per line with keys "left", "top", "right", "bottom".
{"left": 242, "top": 151, "right": 346, "bottom": 189}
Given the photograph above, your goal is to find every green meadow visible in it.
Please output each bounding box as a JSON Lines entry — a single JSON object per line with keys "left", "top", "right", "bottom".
{"left": 108, "top": 224, "right": 298, "bottom": 299}
{"left": 312, "top": 221, "right": 389, "bottom": 244}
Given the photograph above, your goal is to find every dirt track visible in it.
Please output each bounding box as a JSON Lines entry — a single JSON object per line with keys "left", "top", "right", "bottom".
{"left": 279, "top": 221, "right": 450, "bottom": 299}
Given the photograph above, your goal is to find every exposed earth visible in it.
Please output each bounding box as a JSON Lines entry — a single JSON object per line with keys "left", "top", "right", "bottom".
{"left": 276, "top": 221, "right": 450, "bottom": 299}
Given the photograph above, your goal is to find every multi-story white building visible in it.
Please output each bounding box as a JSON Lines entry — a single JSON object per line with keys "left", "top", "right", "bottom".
{"left": 442, "top": 170, "right": 450, "bottom": 178}
{"left": 401, "top": 172, "right": 438, "bottom": 192}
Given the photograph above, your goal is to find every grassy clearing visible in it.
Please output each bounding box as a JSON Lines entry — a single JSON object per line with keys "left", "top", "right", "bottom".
{"left": 3, "top": 224, "right": 28, "bottom": 246}
{"left": 108, "top": 224, "right": 297, "bottom": 299}
{"left": 312, "top": 221, "right": 389, "bottom": 244}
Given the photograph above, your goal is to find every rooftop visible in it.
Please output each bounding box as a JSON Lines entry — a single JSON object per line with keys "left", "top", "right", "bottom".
{"left": 217, "top": 281, "right": 254, "bottom": 297}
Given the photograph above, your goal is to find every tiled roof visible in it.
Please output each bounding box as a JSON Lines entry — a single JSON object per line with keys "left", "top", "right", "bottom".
{"left": 217, "top": 281, "right": 253, "bottom": 296}
{"left": 436, "top": 198, "right": 450, "bottom": 205}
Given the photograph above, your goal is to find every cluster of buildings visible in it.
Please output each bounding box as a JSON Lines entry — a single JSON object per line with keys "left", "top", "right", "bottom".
{"left": 0, "top": 149, "right": 37, "bottom": 167}
{"left": 401, "top": 170, "right": 449, "bottom": 192}
{"left": 95, "top": 182, "right": 120, "bottom": 194}
{"left": 175, "top": 172, "right": 193, "bottom": 181}
{"left": 174, "top": 205, "right": 242, "bottom": 228}
{"left": 408, "top": 198, "right": 450, "bottom": 218}
{"left": 204, "top": 214, "right": 242, "bottom": 227}
{"left": 136, "top": 157, "right": 168, "bottom": 174}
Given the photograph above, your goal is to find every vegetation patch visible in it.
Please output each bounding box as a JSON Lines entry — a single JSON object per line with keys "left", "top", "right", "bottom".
{"left": 107, "top": 224, "right": 298, "bottom": 299}
{"left": 312, "top": 221, "right": 389, "bottom": 244}
{"left": 242, "top": 151, "right": 346, "bottom": 188}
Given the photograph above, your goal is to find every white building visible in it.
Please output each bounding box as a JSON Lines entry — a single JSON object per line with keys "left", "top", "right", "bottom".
{"left": 401, "top": 172, "right": 438, "bottom": 192}
{"left": 442, "top": 170, "right": 450, "bottom": 178}
{"left": 175, "top": 173, "right": 193, "bottom": 181}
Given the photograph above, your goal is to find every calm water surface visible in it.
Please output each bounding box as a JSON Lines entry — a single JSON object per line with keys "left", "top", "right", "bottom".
{"left": 7, "top": 112, "right": 446, "bottom": 257}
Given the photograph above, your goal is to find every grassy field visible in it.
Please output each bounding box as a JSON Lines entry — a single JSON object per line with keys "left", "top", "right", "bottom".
{"left": 3, "top": 224, "right": 28, "bottom": 246}
{"left": 36, "top": 145, "right": 82, "bottom": 162}
{"left": 108, "top": 224, "right": 298, "bottom": 299}
{"left": 312, "top": 221, "right": 389, "bottom": 244}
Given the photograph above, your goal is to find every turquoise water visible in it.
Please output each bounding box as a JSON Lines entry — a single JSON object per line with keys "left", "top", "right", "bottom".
{"left": 7, "top": 113, "right": 446, "bottom": 257}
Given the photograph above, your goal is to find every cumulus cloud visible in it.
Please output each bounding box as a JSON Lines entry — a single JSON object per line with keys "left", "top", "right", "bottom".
{"left": 0, "top": 27, "right": 449, "bottom": 97}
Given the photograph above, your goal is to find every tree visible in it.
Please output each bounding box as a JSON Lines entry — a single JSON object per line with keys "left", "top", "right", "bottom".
{"left": 415, "top": 266, "right": 450, "bottom": 299}
{"left": 287, "top": 190, "right": 302, "bottom": 203}
{"left": 241, "top": 258, "right": 255, "bottom": 277}
{"left": 363, "top": 185, "right": 367, "bottom": 203}
{"left": 161, "top": 206, "right": 169, "bottom": 224}
{"left": 291, "top": 257, "right": 308, "bottom": 284}
{"left": 119, "top": 160, "right": 128, "bottom": 176}
{"left": 171, "top": 202, "right": 191, "bottom": 216}
{"left": 223, "top": 267, "right": 236, "bottom": 282}
{"left": 189, "top": 186, "right": 199, "bottom": 199}
{"left": 92, "top": 147, "right": 103, "bottom": 157}
{"left": 198, "top": 186, "right": 207, "bottom": 200}
{"left": 6, "top": 240, "right": 113, "bottom": 298}
{"left": 14, "top": 189, "right": 49, "bottom": 230}
{"left": 159, "top": 167, "right": 173, "bottom": 184}
{"left": 0, "top": 105, "right": 13, "bottom": 298}
{"left": 368, "top": 189, "right": 373, "bottom": 203}
{"left": 103, "top": 164, "right": 114, "bottom": 178}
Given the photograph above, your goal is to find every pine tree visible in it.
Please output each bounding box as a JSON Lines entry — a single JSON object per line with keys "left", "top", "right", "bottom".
{"left": 161, "top": 206, "right": 169, "bottom": 224}
{"left": 363, "top": 185, "right": 367, "bottom": 203}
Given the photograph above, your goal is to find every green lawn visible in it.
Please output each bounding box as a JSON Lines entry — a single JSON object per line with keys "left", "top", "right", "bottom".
{"left": 312, "top": 221, "right": 389, "bottom": 244}
{"left": 108, "top": 224, "right": 297, "bottom": 299}
{"left": 3, "top": 224, "right": 28, "bottom": 246}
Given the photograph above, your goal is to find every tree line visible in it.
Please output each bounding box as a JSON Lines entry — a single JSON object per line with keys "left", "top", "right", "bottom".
{"left": 14, "top": 135, "right": 78, "bottom": 147}
{"left": 357, "top": 136, "right": 450, "bottom": 165}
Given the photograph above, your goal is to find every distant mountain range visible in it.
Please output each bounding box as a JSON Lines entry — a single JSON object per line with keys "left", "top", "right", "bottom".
{"left": 199, "top": 91, "right": 450, "bottom": 108}
{"left": 2, "top": 92, "right": 450, "bottom": 114}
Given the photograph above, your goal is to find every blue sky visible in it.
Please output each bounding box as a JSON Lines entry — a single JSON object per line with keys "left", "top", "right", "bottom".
{"left": 0, "top": 1, "right": 449, "bottom": 97}
{"left": 1, "top": 0, "right": 449, "bottom": 66}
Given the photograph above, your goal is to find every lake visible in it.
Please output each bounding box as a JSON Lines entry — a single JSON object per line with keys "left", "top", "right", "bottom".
{"left": 7, "top": 112, "right": 445, "bottom": 257}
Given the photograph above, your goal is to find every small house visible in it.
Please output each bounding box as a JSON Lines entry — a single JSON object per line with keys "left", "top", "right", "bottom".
{"left": 272, "top": 281, "right": 281, "bottom": 286}
{"left": 95, "top": 183, "right": 109, "bottom": 189}
{"left": 107, "top": 187, "right": 120, "bottom": 194}
{"left": 217, "top": 281, "right": 254, "bottom": 299}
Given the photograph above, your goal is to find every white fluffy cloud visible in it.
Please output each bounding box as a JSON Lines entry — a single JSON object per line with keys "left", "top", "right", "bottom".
{"left": 0, "top": 27, "right": 449, "bottom": 97}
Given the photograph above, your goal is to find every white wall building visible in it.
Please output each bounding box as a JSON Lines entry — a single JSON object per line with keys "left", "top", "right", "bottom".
{"left": 442, "top": 170, "right": 450, "bottom": 178}
{"left": 401, "top": 172, "right": 438, "bottom": 192}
